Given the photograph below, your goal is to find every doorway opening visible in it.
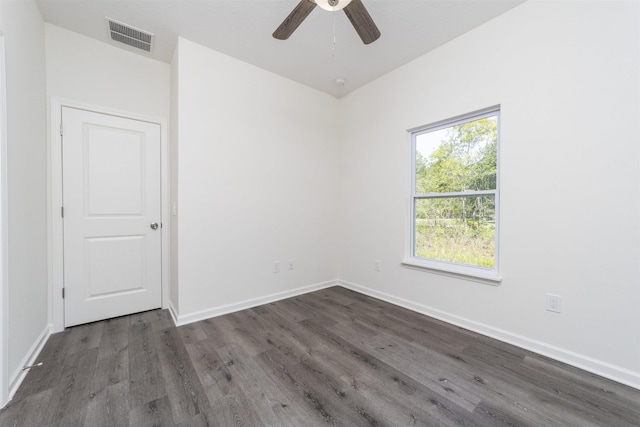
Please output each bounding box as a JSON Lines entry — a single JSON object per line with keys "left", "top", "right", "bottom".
{"left": 50, "top": 99, "right": 169, "bottom": 332}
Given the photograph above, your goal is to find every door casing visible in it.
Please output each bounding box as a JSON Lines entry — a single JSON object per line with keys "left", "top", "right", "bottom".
{"left": 0, "top": 33, "right": 8, "bottom": 409}
{"left": 50, "top": 98, "right": 169, "bottom": 333}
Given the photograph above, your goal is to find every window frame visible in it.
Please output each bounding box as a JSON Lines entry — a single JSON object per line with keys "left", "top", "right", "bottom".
{"left": 404, "top": 107, "right": 501, "bottom": 282}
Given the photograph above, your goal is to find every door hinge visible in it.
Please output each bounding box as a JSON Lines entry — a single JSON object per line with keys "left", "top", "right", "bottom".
{"left": 62, "top": 288, "right": 65, "bottom": 299}
{"left": 60, "top": 123, "right": 63, "bottom": 137}
{"left": 61, "top": 206, "right": 64, "bottom": 218}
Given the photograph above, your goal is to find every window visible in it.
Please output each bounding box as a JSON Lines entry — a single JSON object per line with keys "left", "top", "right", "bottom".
{"left": 406, "top": 107, "right": 500, "bottom": 281}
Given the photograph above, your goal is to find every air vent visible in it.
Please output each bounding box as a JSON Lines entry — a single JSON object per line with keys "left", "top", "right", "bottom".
{"left": 106, "top": 18, "right": 153, "bottom": 52}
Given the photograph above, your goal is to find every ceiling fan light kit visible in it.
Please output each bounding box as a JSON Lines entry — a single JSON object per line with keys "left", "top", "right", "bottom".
{"left": 315, "top": 0, "right": 352, "bottom": 12}
{"left": 273, "top": 0, "right": 380, "bottom": 45}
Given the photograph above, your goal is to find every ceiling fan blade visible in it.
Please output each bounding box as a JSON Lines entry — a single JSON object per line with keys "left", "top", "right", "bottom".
{"left": 343, "top": 0, "right": 380, "bottom": 45}
{"left": 273, "top": 0, "right": 317, "bottom": 40}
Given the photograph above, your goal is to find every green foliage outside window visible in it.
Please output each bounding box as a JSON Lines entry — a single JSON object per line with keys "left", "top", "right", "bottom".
{"left": 414, "top": 115, "right": 498, "bottom": 268}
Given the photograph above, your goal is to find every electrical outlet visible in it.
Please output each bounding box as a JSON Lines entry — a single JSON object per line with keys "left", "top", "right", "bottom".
{"left": 287, "top": 259, "right": 294, "bottom": 270}
{"left": 374, "top": 259, "right": 381, "bottom": 272}
{"left": 546, "top": 294, "right": 562, "bottom": 313}
{"left": 273, "top": 261, "right": 280, "bottom": 273}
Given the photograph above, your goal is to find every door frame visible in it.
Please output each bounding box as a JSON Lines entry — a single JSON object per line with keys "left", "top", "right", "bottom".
{"left": 50, "top": 98, "right": 169, "bottom": 332}
{"left": 0, "top": 33, "right": 9, "bottom": 408}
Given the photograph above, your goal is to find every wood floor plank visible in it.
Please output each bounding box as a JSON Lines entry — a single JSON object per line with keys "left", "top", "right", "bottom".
{"left": 184, "top": 338, "right": 229, "bottom": 389}
{"left": 63, "top": 320, "right": 104, "bottom": 356}
{"left": 41, "top": 346, "right": 98, "bottom": 426}
{"left": 219, "top": 310, "right": 275, "bottom": 356}
{"left": 250, "top": 303, "right": 333, "bottom": 357}
{"left": 348, "top": 300, "right": 471, "bottom": 354}
{"left": 471, "top": 400, "right": 540, "bottom": 427}
{"left": 129, "top": 395, "right": 175, "bottom": 427}
{"left": 503, "top": 355, "right": 639, "bottom": 426}
{"left": 214, "top": 343, "right": 312, "bottom": 426}
{"left": 176, "top": 321, "right": 208, "bottom": 345}
{"left": 279, "top": 296, "right": 339, "bottom": 328}
{"left": 316, "top": 286, "right": 370, "bottom": 305}
{"left": 522, "top": 353, "right": 640, "bottom": 414}
{"left": 265, "top": 299, "right": 312, "bottom": 323}
{"left": 308, "top": 313, "right": 581, "bottom": 427}
{"left": 198, "top": 315, "right": 239, "bottom": 349}
{"left": 128, "top": 322, "right": 167, "bottom": 409}
{"left": 311, "top": 335, "right": 474, "bottom": 425}
{"left": 355, "top": 326, "right": 488, "bottom": 412}
{"left": 199, "top": 341, "right": 303, "bottom": 427}
{"left": 215, "top": 391, "right": 269, "bottom": 427}
{"left": 256, "top": 348, "right": 357, "bottom": 426}
{"left": 346, "top": 293, "right": 484, "bottom": 347}
{"left": 295, "top": 291, "right": 360, "bottom": 324}
{"left": 91, "top": 316, "right": 130, "bottom": 394}
{"left": 455, "top": 340, "right": 640, "bottom": 426}
{"left": 296, "top": 317, "right": 481, "bottom": 426}
{"left": 0, "top": 388, "right": 54, "bottom": 427}
{"left": 175, "top": 412, "right": 210, "bottom": 427}
{"left": 2, "top": 288, "right": 640, "bottom": 427}
{"left": 303, "top": 315, "right": 485, "bottom": 413}
{"left": 262, "top": 330, "right": 426, "bottom": 426}
{"left": 85, "top": 381, "right": 130, "bottom": 427}
{"left": 154, "top": 327, "right": 217, "bottom": 425}
{"left": 129, "top": 309, "right": 174, "bottom": 332}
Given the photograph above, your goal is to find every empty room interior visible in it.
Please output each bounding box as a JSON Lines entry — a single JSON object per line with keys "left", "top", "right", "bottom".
{"left": 0, "top": 0, "right": 639, "bottom": 425}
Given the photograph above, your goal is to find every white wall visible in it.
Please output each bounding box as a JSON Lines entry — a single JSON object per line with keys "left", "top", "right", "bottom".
{"left": 172, "top": 38, "right": 339, "bottom": 321}
{"left": 45, "top": 24, "right": 170, "bottom": 119}
{"left": 338, "top": 0, "right": 640, "bottom": 387}
{"left": 0, "top": 0, "right": 48, "bottom": 399}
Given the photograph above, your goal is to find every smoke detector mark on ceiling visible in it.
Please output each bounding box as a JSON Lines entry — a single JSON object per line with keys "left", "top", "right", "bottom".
{"left": 106, "top": 17, "right": 154, "bottom": 52}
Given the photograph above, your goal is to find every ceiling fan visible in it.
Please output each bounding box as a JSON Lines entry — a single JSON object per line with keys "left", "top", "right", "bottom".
{"left": 273, "top": 0, "right": 381, "bottom": 45}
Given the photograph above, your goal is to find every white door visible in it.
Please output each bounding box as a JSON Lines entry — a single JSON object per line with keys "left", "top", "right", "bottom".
{"left": 62, "top": 107, "right": 161, "bottom": 327}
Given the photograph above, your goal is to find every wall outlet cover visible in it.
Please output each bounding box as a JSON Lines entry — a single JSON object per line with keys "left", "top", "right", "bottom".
{"left": 546, "top": 294, "right": 562, "bottom": 313}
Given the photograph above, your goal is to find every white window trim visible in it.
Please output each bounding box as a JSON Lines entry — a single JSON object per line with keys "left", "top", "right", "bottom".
{"left": 404, "top": 106, "right": 501, "bottom": 283}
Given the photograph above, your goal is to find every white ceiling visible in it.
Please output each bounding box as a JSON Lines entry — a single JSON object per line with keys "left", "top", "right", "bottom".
{"left": 35, "top": 0, "right": 526, "bottom": 97}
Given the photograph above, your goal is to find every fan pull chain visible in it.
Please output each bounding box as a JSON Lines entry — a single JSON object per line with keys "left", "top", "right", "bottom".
{"left": 332, "top": 14, "right": 337, "bottom": 57}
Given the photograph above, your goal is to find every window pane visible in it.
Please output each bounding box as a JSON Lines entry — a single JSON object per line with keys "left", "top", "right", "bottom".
{"left": 414, "top": 195, "right": 495, "bottom": 268}
{"left": 415, "top": 115, "right": 497, "bottom": 193}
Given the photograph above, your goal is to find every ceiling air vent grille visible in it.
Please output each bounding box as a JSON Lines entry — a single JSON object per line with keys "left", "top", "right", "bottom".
{"left": 106, "top": 18, "right": 153, "bottom": 52}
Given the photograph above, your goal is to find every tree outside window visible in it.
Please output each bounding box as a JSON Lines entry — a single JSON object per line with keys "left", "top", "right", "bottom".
{"left": 411, "top": 109, "right": 499, "bottom": 275}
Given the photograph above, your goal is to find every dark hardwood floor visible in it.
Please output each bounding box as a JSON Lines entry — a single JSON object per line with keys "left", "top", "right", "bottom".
{"left": 2, "top": 286, "right": 639, "bottom": 426}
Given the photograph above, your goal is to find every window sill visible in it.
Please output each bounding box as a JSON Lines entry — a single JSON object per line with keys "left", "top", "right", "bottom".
{"left": 401, "top": 257, "right": 502, "bottom": 285}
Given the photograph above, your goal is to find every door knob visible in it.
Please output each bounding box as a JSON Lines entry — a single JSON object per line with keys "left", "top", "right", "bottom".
{"left": 150, "top": 222, "right": 159, "bottom": 230}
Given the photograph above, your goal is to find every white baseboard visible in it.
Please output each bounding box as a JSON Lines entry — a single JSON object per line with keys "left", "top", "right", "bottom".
{"left": 337, "top": 280, "right": 640, "bottom": 390}
{"left": 7, "top": 324, "right": 51, "bottom": 403}
{"left": 174, "top": 280, "right": 338, "bottom": 327}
